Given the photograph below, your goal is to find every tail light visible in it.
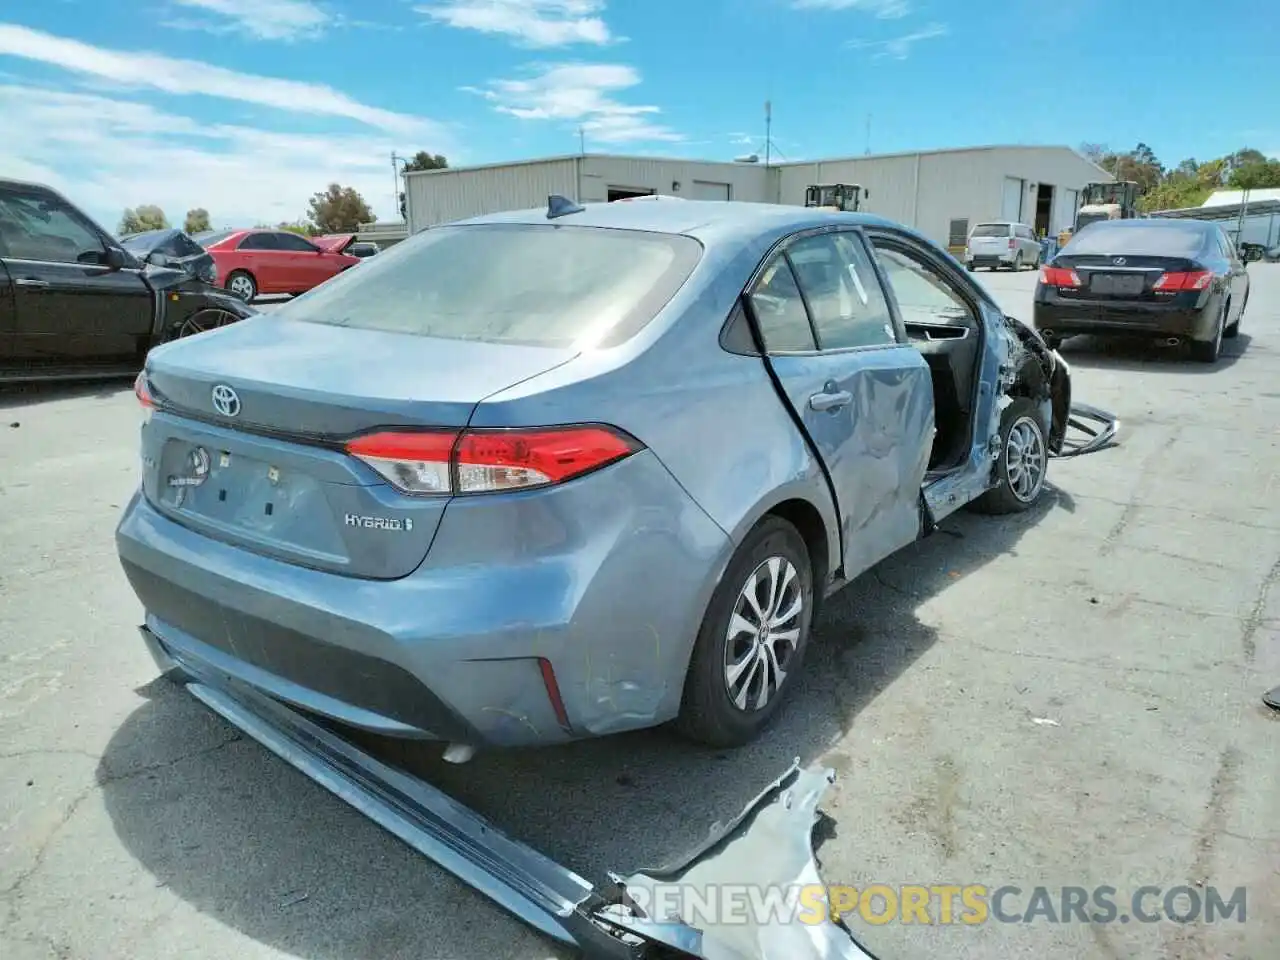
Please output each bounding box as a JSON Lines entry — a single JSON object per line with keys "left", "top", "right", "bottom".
{"left": 1008, "top": 238, "right": 1016, "bottom": 249}
{"left": 134, "top": 371, "right": 156, "bottom": 424}
{"left": 1040, "top": 266, "right": 1082, "bottom": 287}
{"left": 1153, "top": 270, "right": 1213, "bottom": 292}
{"left": 345, "top": 425, "right": 642, "bottom": 496}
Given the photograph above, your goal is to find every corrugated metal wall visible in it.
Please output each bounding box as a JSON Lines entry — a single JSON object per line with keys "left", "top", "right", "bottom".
{"left": 577, "top": 156, "right": 769, "bottom": 204}
{"left": 404, "top": 148, "right": 1108, "bottom": 244}
{"left": 778, "top": 147, "right": 1106, "bottom": 245}
{"left": 405, "top": 158, "right": 578, "bottom": 232}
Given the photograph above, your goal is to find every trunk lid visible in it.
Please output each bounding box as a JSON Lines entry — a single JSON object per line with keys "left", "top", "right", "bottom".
{"left": 1051, "top": 254, "right": 1202, "bottom": 300}
{"left": 312, "top": 234, "right": 354, "bottom": 254}
{"left": 141, "top": 314, "right": 576, "bottom": 579}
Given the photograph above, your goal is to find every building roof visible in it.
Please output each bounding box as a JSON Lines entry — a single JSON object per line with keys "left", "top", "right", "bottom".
{"left": 1201, "top": 188, "right": 1280, "bottom": 208}
{"left": 452, "top": 196, "right": 897, "bottom": 243}
{"left": 1150, "top": 199, "right": 1280, "bottom": 221}
{"left": 404, "top": 144, "right": 1112, "bottom": 179}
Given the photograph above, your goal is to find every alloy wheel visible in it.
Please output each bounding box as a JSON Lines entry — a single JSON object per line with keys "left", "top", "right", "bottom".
{"left": 723, "top": 556, "right": 803, "bottom": 712}
{"left": 228, "top": 274, "right": 255, "bottom": 300}
{"left": 172, "top": 308, "right": 239, "bottom": 341}
{"left": 1005, "top": 416, "right": 1046, "bottom": 503}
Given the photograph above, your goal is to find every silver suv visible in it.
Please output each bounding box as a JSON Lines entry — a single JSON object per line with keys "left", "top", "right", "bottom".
{"left": 965, "top": 221, "right": 1042, "bottom": 271}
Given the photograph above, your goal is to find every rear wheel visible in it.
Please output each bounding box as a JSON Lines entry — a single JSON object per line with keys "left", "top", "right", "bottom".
{"left": 1011, "top": 252, "right": 1024, "bottom": 271}
{"left": 1190, "top": 300, "right": 1226, "bottom": 363}
{"left": 969, "top": 398, "right": 1049, "bottom": 515}
{"left": 1224, "top": 291, "right": 1246, "bottom": 338}
{"left": 676, "top": 516, "right": 814, "bottom": 748}
{"left": 226, "top": 270, "right": 257, "bottom": 302}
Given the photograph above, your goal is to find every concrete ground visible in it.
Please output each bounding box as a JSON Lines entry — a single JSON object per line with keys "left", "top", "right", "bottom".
{"left": 2, "top": 266, "right": 1278, "bottom": 960}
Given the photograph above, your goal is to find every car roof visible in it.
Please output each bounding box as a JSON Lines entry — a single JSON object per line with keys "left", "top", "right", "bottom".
{"left": 1094, "top": 217, "right": 1211, "bottom": 230}
{"left": 450, "top": 198, "right": 899, "bottom": 245}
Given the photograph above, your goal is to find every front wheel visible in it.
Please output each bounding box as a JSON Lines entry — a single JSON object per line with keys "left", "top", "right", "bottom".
{"left": 1224, "top": 291, "right": 1246, "bottom": 338}
{"left": 164, "top": 307, "right": 243, "bottom": 342}
{"left": 676, "top": 516, "right": 814, "bottom": 748}
{"left": 969, "top": 398, "right": 1049, "bottom": 515}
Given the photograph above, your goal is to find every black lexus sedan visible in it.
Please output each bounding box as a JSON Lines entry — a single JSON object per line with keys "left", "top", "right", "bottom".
{"left": 1034, "top": 218, "right": 1250, "bottom": 363}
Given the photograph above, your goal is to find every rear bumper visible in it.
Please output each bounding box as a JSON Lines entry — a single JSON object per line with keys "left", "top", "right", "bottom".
{"left": 116, "top": 449, "right": 733, "bottom": 747}
{"left": 967, "top": 251, "right": 1016, "bottom": 267}
{"left": 1034, "top": 295, "right": 1216, "bottom": 340}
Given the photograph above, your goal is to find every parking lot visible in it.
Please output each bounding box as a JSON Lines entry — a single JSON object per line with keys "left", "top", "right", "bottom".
{"left": 2, "top": 266, "right": 1278, "bottom": 960}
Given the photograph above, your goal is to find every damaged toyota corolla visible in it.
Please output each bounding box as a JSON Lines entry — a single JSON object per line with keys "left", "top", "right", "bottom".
{"left": 116, "top": 197, "right": 1114, "bottom": 959}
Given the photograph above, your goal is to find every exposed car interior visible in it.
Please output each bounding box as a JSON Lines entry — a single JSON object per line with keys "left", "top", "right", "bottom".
{"left": 871, "top": 242, "right": 982, "bottom": 472}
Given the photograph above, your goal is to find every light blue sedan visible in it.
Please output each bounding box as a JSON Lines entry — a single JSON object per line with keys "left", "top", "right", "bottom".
{"left": 117, "top": 196, "right": 1078, "bottom": 751}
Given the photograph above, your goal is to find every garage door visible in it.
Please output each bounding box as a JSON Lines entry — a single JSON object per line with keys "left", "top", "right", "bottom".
{"left": 1002, "top": 177, "right": 1024, "bottom": 222}
{"left": 691, "top": 180, "right": 731, "bottom": 201}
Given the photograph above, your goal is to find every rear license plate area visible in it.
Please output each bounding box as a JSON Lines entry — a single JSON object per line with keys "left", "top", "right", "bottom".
{"left": 159, "top": 442, "right": 312, "bottom": 526}
{"left": 1089, "top": 273, "right": 1145, "bottom": 296}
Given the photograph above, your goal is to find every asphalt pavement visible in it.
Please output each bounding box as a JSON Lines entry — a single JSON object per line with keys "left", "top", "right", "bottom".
{"left": 1, "top": 267, "right": 1278, "bottom": 960}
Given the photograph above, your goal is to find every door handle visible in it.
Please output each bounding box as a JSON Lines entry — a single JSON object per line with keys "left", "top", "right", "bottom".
{"left": 14, "top": 278, "right": 50, "bottom": 288}
{"left": 809, "top": 390, "right": 852, "bottom": 412}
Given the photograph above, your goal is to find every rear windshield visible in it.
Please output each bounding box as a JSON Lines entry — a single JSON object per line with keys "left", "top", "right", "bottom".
{"left": 277, "top": 223, "right": 703, "bottom": 349}
{"left": 971, "top": 224, "right": 1010, "bottom": 237}
{"left": 1065, "top": 223, "right": 1209, "bottom": 257}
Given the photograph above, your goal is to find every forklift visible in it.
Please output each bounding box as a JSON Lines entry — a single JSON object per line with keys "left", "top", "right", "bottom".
{"left": 1059, "top": 180, "right": 1140, "bottom": 245}
{"left": 804, "top": 183, "right": 869, "bottom": 213}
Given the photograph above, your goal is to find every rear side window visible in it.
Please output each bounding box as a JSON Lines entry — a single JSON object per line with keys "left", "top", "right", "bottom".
{"left": 786, "top": 233, "right": 895, "bottom": 349}
{"left": 971, "top": 224, "right": 1009, "bottom": 238}
{"left": 279, "top": 223, "right": 702, "bottom": 349}
{"left": 275, "top": 232, "right": 320, "bottom": 252}
{"left": 749, "top": 257, "right": 817, "bottom": 353}
{"left": 238, "top": 233, "right": 278, "bottom": 251}
{"left": 1064, "top": 224, "right": 1209, "bottom": 257}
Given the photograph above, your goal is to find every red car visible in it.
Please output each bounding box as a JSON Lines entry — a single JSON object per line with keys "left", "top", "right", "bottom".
{"left": 195, "top": 228, "right": 361, "bottom": 301}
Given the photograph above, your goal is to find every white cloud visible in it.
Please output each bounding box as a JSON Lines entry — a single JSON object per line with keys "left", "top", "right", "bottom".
{"left": 845, "top": 21, "right": 947, "bottom": 59}
{"left": 167, "top": 0, "right": 331, "bottom": 40}
{"left": 0, "top": 23, "right": 441, "bottom": 136}
{"left": 791, "top": 0, "right": 910, "bottom": 17}
{"left": 464, "top": 63, "right": 681, "bottom": 143}
{"left": 0, "top": 85, "right": 414, "bottom": 229}
{"left": 416, "top": 0, "right": 614, "bottom": 47}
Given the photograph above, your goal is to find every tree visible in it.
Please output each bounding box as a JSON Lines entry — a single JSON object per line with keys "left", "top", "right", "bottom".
{"left": 183, "top": 208, "right": 211, "bottom": 233}
{"left": 398, "top": 151, "right": 449, "bottom": 220}
{"left": 403, "top": 151, "right": 448, "bottom": 172}
{"left": 118, "top": 204, "right": 168, "bottom": 234}
{"left": 276, "top": 220, "right": 320, "bottom": 236}
{"left": 307, "top": 183, "right": 373, "bottom": 233}
{"left": 1079, "top": 142, "right": 1109, "bottom": 165}
{"left": 1228, "top": 160, "right": 1280, "bottom": 191}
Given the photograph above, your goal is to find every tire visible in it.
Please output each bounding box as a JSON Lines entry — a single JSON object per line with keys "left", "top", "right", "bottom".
{"left": 226, "top": 270, "right": 257, "bottom": 302}
{"left": 969, "top": 398, "right": 1049, "bottom": 515}
{"left": 676, "top": 516, "right": 814, "bottom": 748}
{"left": 1190, "top": 300, "right": 1225, "bottom": 363}
{"left": 1011, "top": 252, "right": 1023, "bottom": 272}
{"left": 1224, "top": 291, "right": 1246, "bottom": 338}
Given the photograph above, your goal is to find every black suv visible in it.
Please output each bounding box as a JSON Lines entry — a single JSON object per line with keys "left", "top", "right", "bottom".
{"left": 0, "top": 179, "right": 255, "bottom": 382}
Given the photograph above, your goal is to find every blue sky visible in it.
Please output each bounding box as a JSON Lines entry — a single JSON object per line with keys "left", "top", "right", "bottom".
{"left": 1, "top": 0, "right": 1276, "bottom": 229}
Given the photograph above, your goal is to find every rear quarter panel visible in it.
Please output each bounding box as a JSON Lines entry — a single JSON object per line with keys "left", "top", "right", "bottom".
{"left": 471, "top": 228, "right": 841, "bottom": 635}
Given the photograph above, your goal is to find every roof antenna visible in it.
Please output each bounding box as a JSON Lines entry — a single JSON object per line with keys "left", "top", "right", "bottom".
{"left": 547, "top": 195, "right": 585, "bottom": 219}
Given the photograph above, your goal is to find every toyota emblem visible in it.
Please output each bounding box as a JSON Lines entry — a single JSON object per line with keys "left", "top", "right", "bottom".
{"left": 1112, "top": 257, "right": 1127, "bottom": 266}
{"left": 211, "top": 384, "right": 241, "bottom": 418}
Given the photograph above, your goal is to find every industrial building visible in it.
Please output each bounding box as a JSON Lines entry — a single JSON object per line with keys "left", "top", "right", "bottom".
{"left": 1149, "top": 188, "right": 1280, "bottom": 250}
{"left": 402, "top": 144, "right": 1112, "bottom": 250}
